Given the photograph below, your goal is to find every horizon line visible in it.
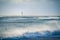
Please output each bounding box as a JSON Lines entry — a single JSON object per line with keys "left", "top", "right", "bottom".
{"left": 0, "top": 16, "right": 60, "bottom": 17}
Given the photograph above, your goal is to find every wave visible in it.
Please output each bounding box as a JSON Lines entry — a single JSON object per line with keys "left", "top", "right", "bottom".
{"left": 0, "top": 16, "right": 60, "bottom": 23}
{"left": 0, "top": 16, "right": 60, "bottom": 39}
{"left": 0, "top": 30, "right": 60, "bottom": 39}
{"left": 22, "top": 30, "right": 60, "bottom": 38}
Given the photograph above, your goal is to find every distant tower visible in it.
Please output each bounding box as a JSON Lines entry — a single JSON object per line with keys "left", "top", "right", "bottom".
{"left": 21, "top": 11, "right": 23, "bottom": 16}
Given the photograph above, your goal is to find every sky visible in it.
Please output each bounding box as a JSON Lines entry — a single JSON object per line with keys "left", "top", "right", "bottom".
{"left": 0, "top": 0, "right": 60, "bottom": 16}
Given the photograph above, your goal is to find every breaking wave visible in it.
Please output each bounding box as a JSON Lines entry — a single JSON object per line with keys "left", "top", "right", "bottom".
{"left": 0, "top": 16, "right": 60, "bottom": 39}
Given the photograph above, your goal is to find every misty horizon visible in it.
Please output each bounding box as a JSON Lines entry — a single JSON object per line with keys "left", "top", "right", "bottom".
{"left": 0, "top": 0, "right": 60, "bottom": 16}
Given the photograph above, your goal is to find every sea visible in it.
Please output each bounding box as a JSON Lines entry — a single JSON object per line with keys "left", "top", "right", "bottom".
{"left": 0, "top": 16, "right": 60, "bottom": 40}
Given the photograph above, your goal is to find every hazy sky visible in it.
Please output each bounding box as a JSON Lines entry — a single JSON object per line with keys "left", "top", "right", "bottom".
{"left": 0, "top": 0, "right": 60, "bottom": 16}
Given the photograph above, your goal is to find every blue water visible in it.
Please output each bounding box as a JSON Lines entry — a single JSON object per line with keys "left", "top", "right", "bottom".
{"left": 0, "top": 16, "right": 60, "bottom": 40}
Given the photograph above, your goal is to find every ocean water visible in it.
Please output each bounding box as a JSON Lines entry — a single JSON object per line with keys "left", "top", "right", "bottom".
{"left": 0, "top": 16, "right": 60, "bottom": 40}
